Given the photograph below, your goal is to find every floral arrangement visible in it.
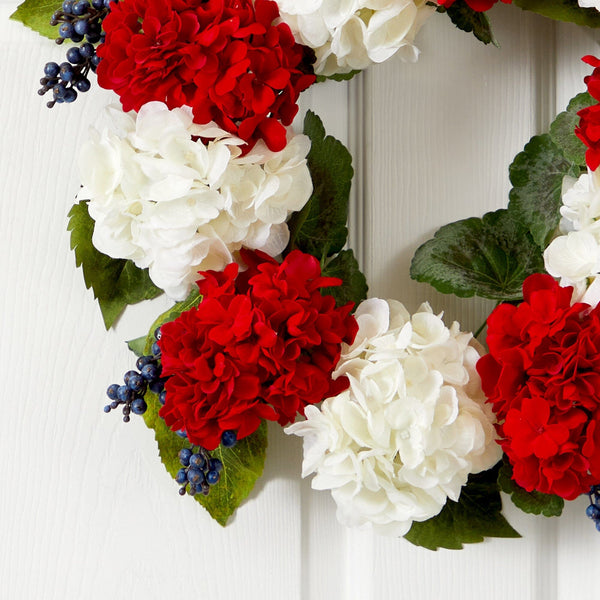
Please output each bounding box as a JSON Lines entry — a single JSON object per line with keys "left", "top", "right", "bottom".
{"left": 10, "top": 0, "right": 600, "bottom": 551}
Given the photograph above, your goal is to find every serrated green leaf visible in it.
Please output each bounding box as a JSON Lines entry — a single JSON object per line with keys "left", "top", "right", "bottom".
{"left": 143, "top": 387, "right": 267, "bottom": 526}
{"left": 321, "top": 250, "right": 368, "bottom": 307}
{"left": 287, "top": 110, "right": 353, "bottom": 259}
{"left": 410, "top": 209, "right": 544, "bottom": 300}
{"left": 10, "top": 0, "right": 59, "bottom": 39}
{"left": 507, "top": 134, "right": 580, "bottom": 249}
{"left": 127, "top": 336, "right": 146, "bottom": 358}
{"left": 497, "top": 456, "right": 564, "bottom": 517}
{"left": 140, "top": 293, "right": 266, "bottom": 526}
{"left": 404, "top": 464, "right": 520, "bottom": 550}
{"left": 513, "top": 0, "right": 600, "bottom": 27}
{"left": 445, "top": 0, "right": 498, "bottom": 46}
{"left": 67, "top": 200, "right": 163, "bottom": 329}
{"left": 316, "top": 70, "right": 362, "bottom": 83}
{"left": 550, "top": 92, "right": 594, "bottom": 167}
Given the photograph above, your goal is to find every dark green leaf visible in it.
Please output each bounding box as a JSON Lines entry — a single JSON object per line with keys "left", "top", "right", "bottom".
{"left": 445, "top": 0, "right": 498, "bottom": 46}
{"left": 513, "top": 0, "right": 600, "bottom": 28}
{"left": 497, "top": 456, "right": 564, "bottom": 517}
{"left": 140, "top": 293, "right": 267, "bottom": 526}
{"left": 321, "top": 250, "right": 368, "bottom": 307}
{"left": 10, "top": 0, "right": 59, "bottom": 39}
{"left": 508, "top": 134, "right": 580, "bottom": 249}
{"left": 126, "top": 336, "right": 146, "bottom": 358}
{"left": 316, "top": 70, "right": 362, "bottom": 83}
{"left": 404, "top": 463, "right": 521, "bottom": 550}
{"left": 67, "top": 200, "right": 163, "bottom": 329}
{"left": 287, "top": 110, "right": 353, "bottom": 259}
{"left": 410, "top": 209, "right": 544, "bottom": 300}
{"left": 550, "top": 92, "right": 594, "bottom": 167}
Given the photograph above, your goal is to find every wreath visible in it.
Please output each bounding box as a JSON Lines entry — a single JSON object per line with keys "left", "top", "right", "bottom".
{"left": 10, "top": 0, "right": 600, "bottom": 550}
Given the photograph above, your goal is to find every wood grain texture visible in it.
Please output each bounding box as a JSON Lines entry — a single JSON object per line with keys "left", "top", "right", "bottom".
{"left": 2, "top": 1, "right": 599, "bottom": 598}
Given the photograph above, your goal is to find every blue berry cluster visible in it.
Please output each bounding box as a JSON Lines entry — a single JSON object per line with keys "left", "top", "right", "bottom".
{"left": 104, "top": 327, "right": 166, "bottom": 422}
{"left": 586, "top": 485, "right": 600, "bottom": 531}
{"left": 38, "top": 0, "right": 112, "bottom": 107}
{"left": 176, "top": 430, "right": 237, "bottom": 497}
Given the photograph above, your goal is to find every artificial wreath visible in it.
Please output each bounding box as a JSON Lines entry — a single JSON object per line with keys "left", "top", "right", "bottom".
{"left": 10, "top": 0, "right": 600, "bottom": 550}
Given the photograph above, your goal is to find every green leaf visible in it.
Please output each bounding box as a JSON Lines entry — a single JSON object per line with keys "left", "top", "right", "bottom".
{"left": 143, "top": 388, "right": 268, "bottom": 526}
{"left": 10, "top": 0, "right": 59, "bottom": 39}
{"left": 410, "top": 209, "right": 544, "bottom": 300}
{"left": 140, "top": 293, "right": 267, "bottom": 526}
{"left": 445, "top": 0, "right": 498, "bottom": 46}
{"left": 513, "top": 0, "right": 600, "bottom": 28}
{"left": 508, "top": 134, "right": 580, "bottom": 249}
{"left": 321, "top": 250, "right": 368, "bottom": 307}
{"left": 404, "top": 464, "right": 521, "bottom": 551}
{"left": 67, "top": 200, "right": 163, "bottom": 329}
{"left": 127, "top": 336, "right": 146, "bottom": 358}
{"left": 497, "top": 456, "right": 564, "bottom": 517}
{"left": 316, "top": 70, "right": 362, "bottom": 83}
{"left": 287, "top": 110, "right": 353, "bottom": 259}
{"left": 550, "top": 92, "right": 594, "bottom": 167}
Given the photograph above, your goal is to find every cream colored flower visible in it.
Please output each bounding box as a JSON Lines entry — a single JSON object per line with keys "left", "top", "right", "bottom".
{"left": 276, "top": 0, "right": 435, "bottom": 76}
{"left": 78, "top": 102, "right": 312, "bottom": 300}
{"left": 286, "top": 298, "right": 501, "bottom": 536}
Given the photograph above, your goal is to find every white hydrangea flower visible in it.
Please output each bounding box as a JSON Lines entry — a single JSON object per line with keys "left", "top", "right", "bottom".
{"left": 286, "top": 298, "right": 501, "bottom": 536}
{"left": 578, "top": 0, "right": 600, "bottom": 11}
{"left": 276, "top": 0, "right": 435, "bottom": 76}
{"left": 78, "top": 102, "right": 312, "bottom": 300}
{"left": 544, "top": 168, "right": 600, "bottom": 303}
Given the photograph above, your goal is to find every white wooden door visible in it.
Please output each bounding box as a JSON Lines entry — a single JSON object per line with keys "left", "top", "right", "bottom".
{"left": 1, "top": 2, "right": 599, "bottom": 598}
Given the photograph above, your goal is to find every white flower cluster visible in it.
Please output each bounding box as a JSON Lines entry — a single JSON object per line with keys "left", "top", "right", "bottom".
{"left": 286, "top": 298, "right": 501, "bottom": 536}
{"left": 543, "top": 169, "right": 600, "bottom": 305}
{"left": 78, "top": 102, "right": 313, "bottom": 300}
{"left": 276, "top": 0, "right": 434, "bottom": 76}
{"left": 578, "top": 0, "right": 600, "bottom": 11}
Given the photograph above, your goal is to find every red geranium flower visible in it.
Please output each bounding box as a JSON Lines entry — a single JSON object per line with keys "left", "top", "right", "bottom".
{"left": 576, "top": 56, "right": 600, "bottom": 170}
{"left": 158, "top": 249, "right": 358, "bottom": 450}
{"left": 437, "top": 0, "right": 511, "bottom": 12}
{"left": 477, "top": 273, "right": 600, "bottom": 500}
{"left": 96, "top": 0, "right": 316, "bottom": 152}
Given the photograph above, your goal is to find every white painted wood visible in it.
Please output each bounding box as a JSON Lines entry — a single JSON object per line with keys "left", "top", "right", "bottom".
{"left": 2, "top": 1, "right": 599, "bottom": 598}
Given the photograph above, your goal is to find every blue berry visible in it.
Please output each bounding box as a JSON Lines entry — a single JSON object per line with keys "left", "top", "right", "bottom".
{"left": 70, "top": 32, "right": 84, "bottom": 43}
{"left": 126, "top": 373, "right": 145, "bottom": 392}
{"left": 178, "top": 448, "right": 192, "bottom": 467}
{"left": 90, "top": 54, "right": 102, "bottom": 68}
{"left": 151, "top": 342, "right": 161, "bottom": 357}
{"left": 75, "top": 78, "right": 91, "bottom": 93}
{"left": 149, "top": 378, "right": 165, "bottom": 394}
{"left": 58, "top": 22, "right": 74, "bottom": 38}
{"left": 136, "top": 355, "right": 154, "bottom": 370}
{"left": 187, "top": 468, "right": 204, "bottom": 486}
{"left": 92, "top": 0, "right": 104, "bottom": 8}
{"left": 123, "top": 370, "right": 138, "bottom": 385}
{"left": 221, "top": 430, "right": 237, "bottom": 448}
{"left": 53, "top": 83, "right": 67, "bottom": 99}
{"left": 103, "top": 0, "right": 112, "bottom": 8}
{"left": 189, "top": 453, "right": 206, "bottom": 470}
{"left": 154, "top": 327, "right": 162, "bottom": 340}
{"left": 176, "top": 429, "right": 188, "bottom": 439}
{"left": 587, "top": 504, "right": 600, "bottom": 519}
{"left": 72, "top": 0, "right": 89, "bottom": 15}
{"left": 208, "top": 458, "right": 223, "bottom": 473}
{"left": 103, "top": 405, "right": 111, "bottom": 413}
{"left": 116, "top": 385, "right": 132, "bottom": 402}
{"left": 59, "top": 63, "right": 74, "bottom": 82}
{"left": 141, "top": 363, "right": 159, "bottom": 382}
{"left": 131, "top": 397, "right": 147, "bottom": 415}
{"left": 106, "top": 383, "right": 119, "bottom": 399}
{"left": 44, "top": 62, "right": 60, "bottom": 77}
{"left": 596, "top": 520, "right": 600, "bottom": 532}
{"left": 79, "top": 42, "right": 95, "bottom": 59}
{"left": 158, "top": 390, "right": 167, "bottom": 406}
{"left": 206, "top": 470, "right": 220, "bottom": 485}
{"left": 176, "top": 469, "right": 187, "bottom": 485}
{"left": 73, "top": 19, "right": 89, "bottom": 36}
{"left": 64, "top": 88, "right": 77, "bottom": 103}
{"left": 66, "top": 47, "right": 84, "bottom": 64}
{"left": 110, "top": 401, "right": 118, "bottom": 410}
{"left": 62, "top": 0, "right": 74, "bottom": 13}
